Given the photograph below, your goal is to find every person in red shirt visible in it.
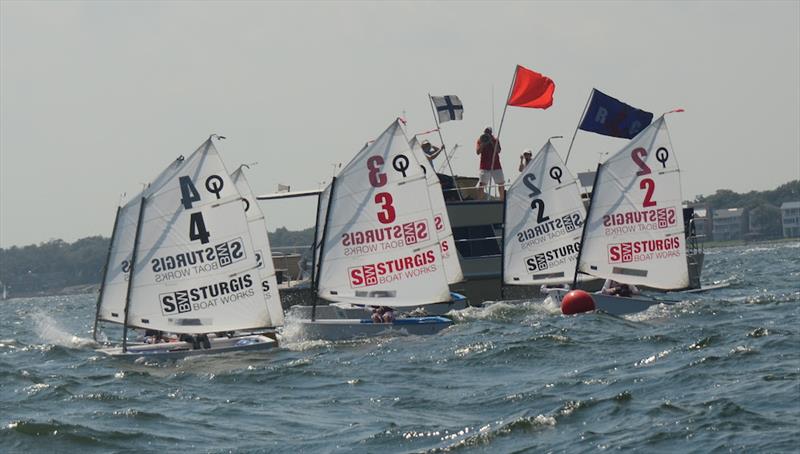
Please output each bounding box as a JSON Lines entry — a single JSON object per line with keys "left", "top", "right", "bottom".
{"left": 476, "top": 127, "right": 505, "bottom": 199}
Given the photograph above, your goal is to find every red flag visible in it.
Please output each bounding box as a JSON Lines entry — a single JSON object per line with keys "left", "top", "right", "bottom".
{"left": 507, "top": 65, "right": 555, "bottom": 109}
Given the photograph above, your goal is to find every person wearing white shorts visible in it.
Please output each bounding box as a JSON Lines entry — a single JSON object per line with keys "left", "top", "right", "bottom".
{"left": 476, "top": 127, "right": 506, "bottom": 199}
{"left": 478, "top": 168, "right": 505, "bottom": 189}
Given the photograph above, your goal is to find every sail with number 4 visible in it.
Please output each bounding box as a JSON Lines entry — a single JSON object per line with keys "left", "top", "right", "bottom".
{"left": 316, "top": 120, "right": 450, "bottom": 306}
{"left": 577, "top": 116, "right": 688, "bottom": 289}
{"left": 98, "top": 138, "right": 274, "bottom": 333}
{"left": 408, "top": 137, "right": 464, "bottom": 284}
{"left": 503, "top": 140, "right": 586, "bottom": 285}
{"left": 231, "top": 167, "right": 284, "bottom": 327}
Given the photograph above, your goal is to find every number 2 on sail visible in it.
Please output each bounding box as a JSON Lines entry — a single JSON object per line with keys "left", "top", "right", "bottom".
{"left": 631, "top": 148, "right": 657, "bottom": 208}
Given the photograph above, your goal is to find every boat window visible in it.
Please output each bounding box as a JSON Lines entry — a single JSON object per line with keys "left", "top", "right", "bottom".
{"left": 452, "top": 225, "right": 501, "bottom": 258}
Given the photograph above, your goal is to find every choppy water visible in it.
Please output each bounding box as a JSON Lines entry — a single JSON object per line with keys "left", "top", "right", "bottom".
{"left": 1, "top": 242, "right": 799, "bottom": 453}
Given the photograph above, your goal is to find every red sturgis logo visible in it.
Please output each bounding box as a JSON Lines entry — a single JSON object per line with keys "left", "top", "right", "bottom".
{"left": 348, "top": 250, "right": 437, "bottom": 288}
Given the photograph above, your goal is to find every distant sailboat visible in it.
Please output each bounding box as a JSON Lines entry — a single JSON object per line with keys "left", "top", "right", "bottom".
{"left": 94, "top": 136, "right": 280, "bottom": 358}
{"left": 548, "top": 115, "right": 688, "bottom": 315}
{"left": 1, "top": 282, "right": 7, "bottom": 300}
{"left": 296, "top": 120, "right": 456, "bottom": 340}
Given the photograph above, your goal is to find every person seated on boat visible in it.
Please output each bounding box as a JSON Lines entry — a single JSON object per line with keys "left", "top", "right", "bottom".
{"left": 420, "top": 140, "right": 444, "bottom": 164}
{"left": 476, "top": 127, "right": 505, "bottom": 199}
{"left": 196, "top": 333, "right": 211, "bottom": 349}
{"left": 144, "top": 329, "right": 166, "bottom": 344}
{"left": 370, "top": 306, "right": 395, "bottom": 323}
{"left": 518, "top": 149, "right": 533, "bottom": 172}
{"left": 601, "top": 279, "right": 641, "bottom": 298}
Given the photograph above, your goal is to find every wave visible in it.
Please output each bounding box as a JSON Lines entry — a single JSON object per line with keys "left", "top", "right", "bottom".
{"left": 29, "top": 311, "right": 96, "bottom": 349}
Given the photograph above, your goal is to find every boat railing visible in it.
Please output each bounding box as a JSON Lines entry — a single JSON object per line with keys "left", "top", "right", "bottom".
{"left": 685, "top": 218, "right": 704, "bottom": 255}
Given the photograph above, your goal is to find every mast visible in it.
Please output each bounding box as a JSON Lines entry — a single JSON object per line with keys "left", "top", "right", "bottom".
{"left": 488, "top": 66, "right": 519, "bottom": 197}
{"left": 309, "top": 190, "right": 325, "bottom": 289}
{"left": 500, "top": 191, "right": 508, "bottom": 300}
{"left": 121, "top": 196, "right": 147, "bottom": 353}
{"left": 93, "top": 206, "right": 122, "bottom": 341}
{"left": 312, "top": 177, "right": 337, "bottom": 322}
{"left": 571, "top": 163, "right": 601, "bottom": 289}
{"left": 564, "top": 89, "right": 594, "bottom": 166}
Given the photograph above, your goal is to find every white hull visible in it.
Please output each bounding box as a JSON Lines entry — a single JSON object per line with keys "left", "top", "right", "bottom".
{"left": 295, "top": 316, "right": 453, "bottom": 341}
{"left": 546, "top": 288, "right": 678, "bottom": 316}
{"left": 98, "top": 334, "right": 277, "bottom": 360}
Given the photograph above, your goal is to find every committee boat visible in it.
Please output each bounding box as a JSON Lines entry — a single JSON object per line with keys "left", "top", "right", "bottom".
{"left": 93, "top": 136, "right": 281, "bottom": 359}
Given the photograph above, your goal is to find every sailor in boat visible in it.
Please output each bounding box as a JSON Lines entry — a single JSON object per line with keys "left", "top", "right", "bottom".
{"left": 600, "top": 279, "right": 641, "bottom": 298}
{"left": 420, "top": 140, "right": 444, "bottom": 163}
{"left": 476, "top": 127, "right": 505, "bottom": 199}
{"left": 370, "top": 306, "right": 396, "bottom": 324}
{"left": 144, "top": 329, "right": 169, "bottom": 344}
{"left": 518, "top": 149, "right": 533, "bottom": 172}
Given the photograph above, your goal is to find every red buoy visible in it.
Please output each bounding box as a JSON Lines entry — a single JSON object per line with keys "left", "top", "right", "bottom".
{"left": 561, "top": 290, "right": 595, "bottom": 315}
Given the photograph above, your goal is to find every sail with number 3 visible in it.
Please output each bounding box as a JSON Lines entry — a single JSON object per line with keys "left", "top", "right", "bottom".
{"left": 316, "top": 120, "right": 451, "bottom": 306}
{"left": 96, "top": 138, "right": 274, "bottom": 335}
{"left": 577, "top": 116, "right": 689, "bottom": 289}
{"left": 503, "top": 140, "right": 586, "bottom": 285}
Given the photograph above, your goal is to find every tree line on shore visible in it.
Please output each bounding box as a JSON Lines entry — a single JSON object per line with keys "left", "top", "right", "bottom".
{"left": 0, "top": 227, "right": 315, "bottom": 297}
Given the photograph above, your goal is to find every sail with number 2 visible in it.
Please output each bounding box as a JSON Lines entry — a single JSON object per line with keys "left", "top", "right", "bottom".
{"left": 577, "top": 116, "right": 689, "bottom": 289}
{"left": 503, "top": 140, "right": 586, "bottom": 286}
{"left": 316, "top": 120, "right": 450, "bottom": 307}
{"left": 408, "top": 137, "right": 464, "bottom": 284}
{"left": 97, "top": 138, "right": 274, "bottom": 334}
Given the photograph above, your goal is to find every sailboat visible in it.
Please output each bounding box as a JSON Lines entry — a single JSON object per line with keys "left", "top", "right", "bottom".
{"left": 93, "top": 136, "right": 280, "bottom": 358}
{"left": 295, "top": 120, "right": 456, "bottom": 340}
{"left": 1, "top": 282, "right": 7, "bottom": 300}
{"left": 546, "top": 115, "right": 688, "bottom": 316}
{"left": 502, "top": 139, "right": 587, "bottom": 293}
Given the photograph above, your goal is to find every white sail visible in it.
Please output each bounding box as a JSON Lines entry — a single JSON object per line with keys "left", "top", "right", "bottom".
{"left": 316, "top": 120, "right": 450, "bottom": 307}
{"left": 97, "top": 156, "right": 188, "bottom": 325}
{"left": 113, "top": 139, "right": 272, "bottom": 333}
{"left": 408, "top": 137, "right": 463, "bottom": 284}
{"left": 231, "top": 167, "right": 284, "bottom": 327}
{"left": 503, "top": 141, "right": 586, "bottom": 285}
{"left": 577, "top": 116, "right": 688, "bottom": 289}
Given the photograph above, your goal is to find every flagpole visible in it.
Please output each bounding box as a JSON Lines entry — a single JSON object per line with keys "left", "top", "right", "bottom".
{"left": 489, "top": 66, "right": 518, "bottom": 198}
{"left": 428, "top": 94, "right": 463, "bottom": 201}
{"left": 564, "top": 88, "right": 594, "bottom": 167}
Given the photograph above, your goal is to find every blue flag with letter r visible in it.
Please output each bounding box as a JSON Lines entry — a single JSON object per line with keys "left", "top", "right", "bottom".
{"left": 578, "top": 89, "right": 653, "bottom": 139}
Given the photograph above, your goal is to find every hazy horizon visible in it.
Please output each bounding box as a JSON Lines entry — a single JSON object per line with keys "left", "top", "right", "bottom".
{"left": 2, "top": 1, "right": 799, "bottom": 247}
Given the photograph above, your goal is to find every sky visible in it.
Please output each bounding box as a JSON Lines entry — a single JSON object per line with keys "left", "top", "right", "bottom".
{"left": 1, "top": 1, "right": 798, "bottom": 247}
